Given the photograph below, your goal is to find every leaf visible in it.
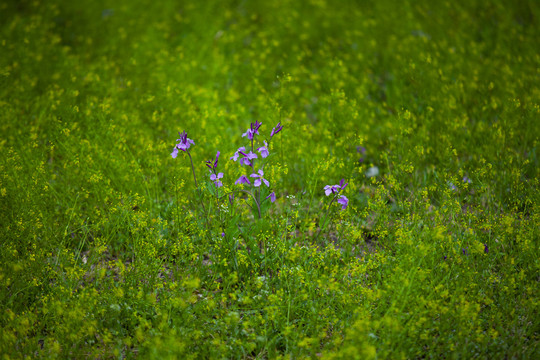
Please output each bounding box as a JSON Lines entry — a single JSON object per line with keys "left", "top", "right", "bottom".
{"left": 205, "top": 180, "right": 216, "bottom": 197}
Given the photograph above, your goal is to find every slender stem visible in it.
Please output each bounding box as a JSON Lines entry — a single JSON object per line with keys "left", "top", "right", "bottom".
{"left": 187, "top": 150, "right": 198, "bottom": 188}
{"left": 256, "top": 182, "right": 260, "bottom": 207}
{"left": 217, "top": 190, "right": 235, "bottom": 201}
{"left": 249, "top": 155, "right": 261, "bottom": 214}
{"left": 315, "top": 195, "right": 337, "bottom": 242}
{"left": 216, "top": 188, "right": 262, "bottom": 220}
{"left": 238, "top": 189, "right": 261, "bottom": 219}
{"left": 215, "top": 184, "right": 221, "bottom": 220}
{"left": 306, "top": 168, "right": 319, "bottom": 217}
{"left": 186, "top": 150, "right": 211, "bottom": 236}
{"left": 175, "top": 168, "right": 180, "bottom": 236}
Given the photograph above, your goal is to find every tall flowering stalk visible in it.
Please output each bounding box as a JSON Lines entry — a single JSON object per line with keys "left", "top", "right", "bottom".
{"left": 316, "top": 178, "right": 349, "bottom": 242}
{"left": 171, "top": 131, "right": 198, "bottom": 186}
{"left": 171, "top": 121, "right": 282, "bottom": 244}
{"left": 171, "top": 130, "right": 209, "bottom": 235}
{"left": 231, "top": 120, "right": 282, "bottom": 220}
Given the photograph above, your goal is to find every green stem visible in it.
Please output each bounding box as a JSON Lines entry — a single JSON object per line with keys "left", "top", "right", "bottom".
{"left": 306, "top": 167, "right": 319, "bottom": 217}
{"left": 315, "top": 195, "right": 337, "bottom": 242}
{"left": 217, "top": 187, "right": 262, "bottom": 220}
{"left": 187, "top": 150, "right": 198, "bottom": 188}
{"left": 238, "top": 189, "right": 261, "bottom": 219}
{"left": 186, "top": 150, "right": 211, "bottom": 236}
{"left": 175, "top": 168, "right": 180, "bottom": 236}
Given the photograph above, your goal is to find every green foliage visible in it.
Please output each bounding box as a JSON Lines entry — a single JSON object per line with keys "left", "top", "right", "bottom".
{"left": 1, "top": 0, "right": 539, "bottom": 358}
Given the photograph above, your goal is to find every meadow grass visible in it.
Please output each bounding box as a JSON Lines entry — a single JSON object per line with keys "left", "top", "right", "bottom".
{"left": 1, "top": 0, "right": 539, "bottom": 358}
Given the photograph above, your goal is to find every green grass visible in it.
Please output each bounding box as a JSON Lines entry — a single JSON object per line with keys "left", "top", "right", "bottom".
{"left": 1, "top": 0, "right": 539, "bottom": 358}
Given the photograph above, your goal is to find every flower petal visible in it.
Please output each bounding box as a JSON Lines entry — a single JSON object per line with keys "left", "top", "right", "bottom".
{"left": 266, "top": 192, "right": 276, "bottom": 203}
{"left": 324, "top": 185, "right": 332, "bottom": 196}
{"left": 337, "top": 195, "right": 349, "bottom": 210}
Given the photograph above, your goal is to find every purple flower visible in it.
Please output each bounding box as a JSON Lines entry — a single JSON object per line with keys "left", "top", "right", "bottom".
{"left": 270, "top": 122, "right": 283, "bottom": 138}
{"left": 221, "top": 232, "right": 225, "bottom": 237}
{"left": 239, "top": 150, "right": 258, "bottom": 166}
{"left": 324, "top": 184, "right": 341, "bottom": 196}
{"left": 206, "top": 151, "right": 220, "bottom": 170}
{"left": 242, "top": 121, "right": 262, "bottom": 140}
{"left": 243, "top": 129, "right": 255, "bottom": 140}
{"left": 484, "top": 243, "right": 489, "bottom": 254}
{"left": 252, "top": 120, "right": 262, "bottom": 133}
{"left": 337, "top": 195, "right": 348, "bottom": 210}
{"left": 250, "top": 169, "right": 270, "bottom": 187}
{"left": 324, "top": 179, "right": 349, "bottom": 196}
{"left": 463, "top": 176, "right": 472, "bottom": 184}
{"left": 257, "top": 141, "right": 269, "bottom": 158}
{"left": 235, "top": 175, "right": 251, "bottom": 185}
{"left": 210, "top": 172, "right": 223, "bottom": 187}
{"left": 231, "top": 146, "right": 246, "bottom": 162}
{"left": 266, "top": 192, "right": 276, "bottom": 203}
{"left": 171, "top": 131, "right": 195, "bottom": 158}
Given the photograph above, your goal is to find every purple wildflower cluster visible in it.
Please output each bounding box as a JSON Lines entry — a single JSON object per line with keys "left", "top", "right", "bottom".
{"left": 230, "top": 121, "right": 282, "bottom": 203}
{"left": 170, "top": 122, "right": 355, "bottom": 243}
{"left": 324, "top": 178, "right": 349, "bottom": 210}
{"left": 171, "top": 121, "right": 283, "bottom": 211}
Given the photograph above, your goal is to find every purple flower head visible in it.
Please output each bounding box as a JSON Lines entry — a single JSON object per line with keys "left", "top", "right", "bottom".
{"left": 242, "top": 129, "right": 255, "bottom": 141}
{"left": 206, "top": 151, "right": 220, "bottom": 170}
{"left": 239, "top": 150, "right": 258, "bottom": 166}
{"left": 270, "top": 122, "right": 283, "bottom": 138}
{"left": 221, "top": 232, "right": 226, "bottom": 237}
{"left": 266, "top": 192, "right": 276, "bottom": 203}
{"left": 337, "top": 195, "right": 349, "bottom": 210}
{"left": 210, "top": 172, "right": 223, "bottom": 187}
{"left": 463, "top": 176, "right": 472, "bottom": 184}
{"left": 235, "top": 175, "right": 251, "bottom": 186}
{"left": 252, "top": 120, "right": 262, "bottom": 133}
{"left": 250, "top": 169, "right": 270, "bottom": 187}
{"left": 324, "top": 184, "right": 341, "bottom": 196}
{"left": 171, "top": 131, "right": 195, "bottom": 158}
{"left": 242, "top": 121, "right": 262, "bottom": 141}
{"left": 339, "top": 178, "right": 349, "bottom": 191}
{"left": 231, "top": 146, "right": 246, "bottom": 162}
{"left": 257, "top": 141, "right": 269, "bottom": 158}
{"left": 484, "top": 243, "right": 489, "bottom": 254}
